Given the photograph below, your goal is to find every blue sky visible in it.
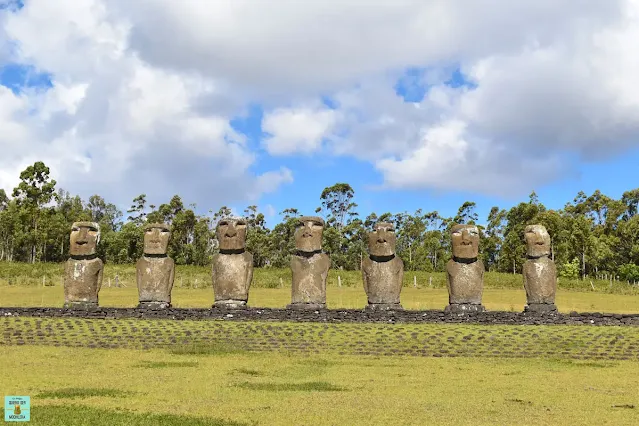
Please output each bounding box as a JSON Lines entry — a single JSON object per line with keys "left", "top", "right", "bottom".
{"left": 1, "top": 59, "right": 637, "bottom": 227}
{"left": 1, "top": 1, "right": 638, "bottom": 228}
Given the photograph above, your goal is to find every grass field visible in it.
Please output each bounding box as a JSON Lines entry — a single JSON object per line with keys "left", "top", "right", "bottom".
{"left": 2, "top": 261, "right": 639, "bottom": 295}
{"left": 1, "top": 285, "right": 639, "bottom": 314}
{"left": 2, "top": 320, "right": 639, "bottom": 425}
{"left": 2, "top": 262, "right": 639, "bottom": 425}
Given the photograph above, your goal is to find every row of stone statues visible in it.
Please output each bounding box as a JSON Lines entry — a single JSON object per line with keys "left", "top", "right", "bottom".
{"left": 62, "top": 217, "right": 557, "bottom": 313}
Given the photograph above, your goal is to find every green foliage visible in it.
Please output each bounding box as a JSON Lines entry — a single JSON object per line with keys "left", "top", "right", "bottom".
{"left": 559, "top": 258, "right": 580, "bottom": 279}
{"left": 618, "top": 263, "right": 639, "bottom": 282}
{"left": 1, "top": 162, "right": 639, "bottom": 284}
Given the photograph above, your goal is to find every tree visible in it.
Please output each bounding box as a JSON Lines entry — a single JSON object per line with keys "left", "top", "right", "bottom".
{"left": 453, "top": 201, "right": 478, "bottom": 225}
{"left": 12, "top": 161, "right": 57, "bottom": 263}
{"left": 318, "top": 183, "right": 357, "bottom": 230}
{"left": 127, "top": 194, "right": 147, "bottom": 225}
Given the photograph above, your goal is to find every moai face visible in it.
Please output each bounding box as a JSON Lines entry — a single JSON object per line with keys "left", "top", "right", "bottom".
{"left": 525, "top": 224, "right": 551, "bottom": 257}
{"left": 69, "top": 222, "right": 100, "bottom": 256}
{"left": 451, "top": 224, "right": 479, "bottom": 259}
{"left": 216, "top": 218, "right": 248, "bottom": 251}
{"left": 294, "top": 216, "right": 324, "bottom": 253}
{"left": 368, "top": 222, "right": 397, "bottom": 257}
{"left": 144, "top": 223, "right": 171, "bottom": 255}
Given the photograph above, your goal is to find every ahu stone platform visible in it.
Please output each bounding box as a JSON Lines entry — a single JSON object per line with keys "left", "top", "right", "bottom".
{"left": 1, "top": 307, "right": 638, "bottom": 326}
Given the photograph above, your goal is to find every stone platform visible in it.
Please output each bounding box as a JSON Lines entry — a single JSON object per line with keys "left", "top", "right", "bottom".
{"left": 1, "top": 307, "right": 638, "bottom": 326}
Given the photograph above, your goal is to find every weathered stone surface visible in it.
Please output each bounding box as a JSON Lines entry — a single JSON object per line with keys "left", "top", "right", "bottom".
{"left": 4, "top": 306, "right": 639, "bottom": 327}
{"left": 212, "top": 218, "right": 253, "bottom": 308}
{"left": 137, "top": 256, "right": 175, "bottom": 306}
{"left": 289, "top": 216, "right": 329, "bottom": 309}
{"left": 68, "top": 221, "right": 100, "bottom": 257}
{"left": 294, "top": 216, "right": 324, "bottom": 253}
{"left": 446, "top": 259, "right": 485, "bottom": 305}
{"left": 216, "top": 218, "right": 248, "bottom": 251}
{"left": 137, "top": 223, "right": 175, "bottom": 308}
{"left": 446, "top": 224, "right": 484, "bottom": 310}
{"left": 289, "top": 253, "right": 330, "bottom": 308}
{"left": 523, "top": 225, "right": 557, "bottom": 311}
{"left": 450, "top": 224, "right": 479, "bottom": 259}
{"left": 212, "top": 251, "right": 253, "bottom": 307}
{"left": 524, "top": 224, "right": 551, "bottom": 258}
{"left": 523, "top": 257, "right": 557, "bottom": 304}
{"left": 445, "top": 303, "right": 485, "bottom": 313}
{"left": 362, "top": 222, "right": 403, "bottom": 310}
{"left": 524, "top": 303, "right": 558, "bottom": 313}
{"left": 64, "top": 257, "right": 104, "bottom": 309}
{"left": 64, "top": 222, "right": 103, "bottom": 309}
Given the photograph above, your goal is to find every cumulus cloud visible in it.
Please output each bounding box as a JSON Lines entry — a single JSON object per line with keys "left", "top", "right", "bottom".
{"left": 0, "top": 0, "right": 292, "bottom": 211}
{"left": 262, "top": 105, "right": 337, "bottom": 155}
{"left": 1, "top": 0, "right": 638, "bottom": 206}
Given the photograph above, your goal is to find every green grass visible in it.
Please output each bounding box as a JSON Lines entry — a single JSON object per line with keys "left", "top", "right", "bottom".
{"left": 235, "top": 381, "right": 347, "bottom": 392}
{"left": 2, "top": 344, "right": 639, "bottom": 425}
{"left": 37, "top": 387, "right": 132, "bottom": 399}
{"left": 2, "top": 261, "right": 638, "bottom": 294}
{"left": 3, "top": 316, "right": 639, "bottom": 360}
{"left": 0, "top": 406, "right": 249, "bottom": 426}
{"left": 2, "top": 284, "right": 639, "bottom": 313}
{"left": 135, "top": 361, "right": 199, "bottom": 369}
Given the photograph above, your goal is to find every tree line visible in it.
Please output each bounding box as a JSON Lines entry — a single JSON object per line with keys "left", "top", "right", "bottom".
{"left": 1, "top": 162, "right": 639, "bottom": 282}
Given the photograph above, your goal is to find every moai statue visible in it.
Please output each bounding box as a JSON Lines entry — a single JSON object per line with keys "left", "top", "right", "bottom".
{"left": 523, "top": 224, "right": 557, "bottom": 313}
{"left": 362, "top": 222, "right": 404, "bottom": 311}
{"left": 288, "top": 216, "right": 330, "bottom": 310}
{"left": 212, "top": 218, "right": 253, "bottom": 309}
{"left": 445, "top": 224, "right": 485, "bottom": 313}
{"left": 64, "top": 222, "right": 103, "bottom": 310}
{"left": 136, "top": 223, "right": 175, "bottom": 309}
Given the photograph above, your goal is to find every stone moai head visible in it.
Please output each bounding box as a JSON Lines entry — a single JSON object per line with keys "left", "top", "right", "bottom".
{"left": 451, "top": 224, "right": 480, "bottom": 259}
{"left": 69, "top": 222, "right": 100, "bottom": 256}
{"left": 216, "top": 218, "right": 248, "bottom": 251}
{"left": 368, "top": 222, "right": 397, "bottom": 257}
{"left": 525, "top": 224, "right": 551, "bottom": 258}
{"left": 294, "top": 216, "right": 325, "bottom": 253}
{"left": 144, "top": 223, "right": 171, "bottom": 255}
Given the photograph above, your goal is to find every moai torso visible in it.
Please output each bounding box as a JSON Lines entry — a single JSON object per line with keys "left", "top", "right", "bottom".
{"left": 362, "top": 256, "right": 403, "bottom": 305}
{"left": 446, "top": 259, "right": 484, "bottom": 305}
{"left": 137, "top": 256, "right": 175, "bottom": 303}
{"left": 290, "top": 253, "right": 330, "bottom": 305}
{"left": 523, "top": 256, "right": 556, "bottom": 304}
{"left": 64, "top": 257, "right": 104, "bottom": 304}
{"left": 212, "top": 252, "right": 254, "bottom": 301}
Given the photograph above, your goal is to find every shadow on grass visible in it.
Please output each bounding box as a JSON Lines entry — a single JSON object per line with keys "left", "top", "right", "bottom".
{"left": 547, "top": 359, "right": 618, "bottom": 368}
{"left": 1, "top": 406, "right": 251, "bottom": 426}
{"left": 232, "top": 368, "right": 263, "bottom": 376}
{"left": 37, "top": 388, "right": 133, "bottom": 399}
{"left": 236, "top": 381, "right": 347, "bottom": 392}
{"left": 168, "top": 342, "right": 245, "bottom": 356}
{"left": 135, "top": 361, "right": 199, "bottom": 369}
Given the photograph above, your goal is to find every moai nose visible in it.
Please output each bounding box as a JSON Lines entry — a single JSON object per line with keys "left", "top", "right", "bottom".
{"left": 225, "top": 224, "right": 237, "bottom": 237}
{"left": 303, "top": 223, "right": 313, "bottom": 236}
{"left": 461, "top": 230, "right": 470, "bottom": 240}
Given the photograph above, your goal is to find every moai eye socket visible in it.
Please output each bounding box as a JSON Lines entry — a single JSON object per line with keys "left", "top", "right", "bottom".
{"left": 219, "top": 221, "right": 228, "bottom": 227}
{"left": 236, "top": 220, "right": 247, "bottom": 228}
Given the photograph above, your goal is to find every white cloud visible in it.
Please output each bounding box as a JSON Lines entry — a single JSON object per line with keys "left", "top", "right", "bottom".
{"left": 262, "top": 106, "right": 337, "bottom": 155}
{"left": 0, "top": 0, "right": 293, "bottom": 210}
{"left": 1, "top": 0, "right": 639, "bottom": 205}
